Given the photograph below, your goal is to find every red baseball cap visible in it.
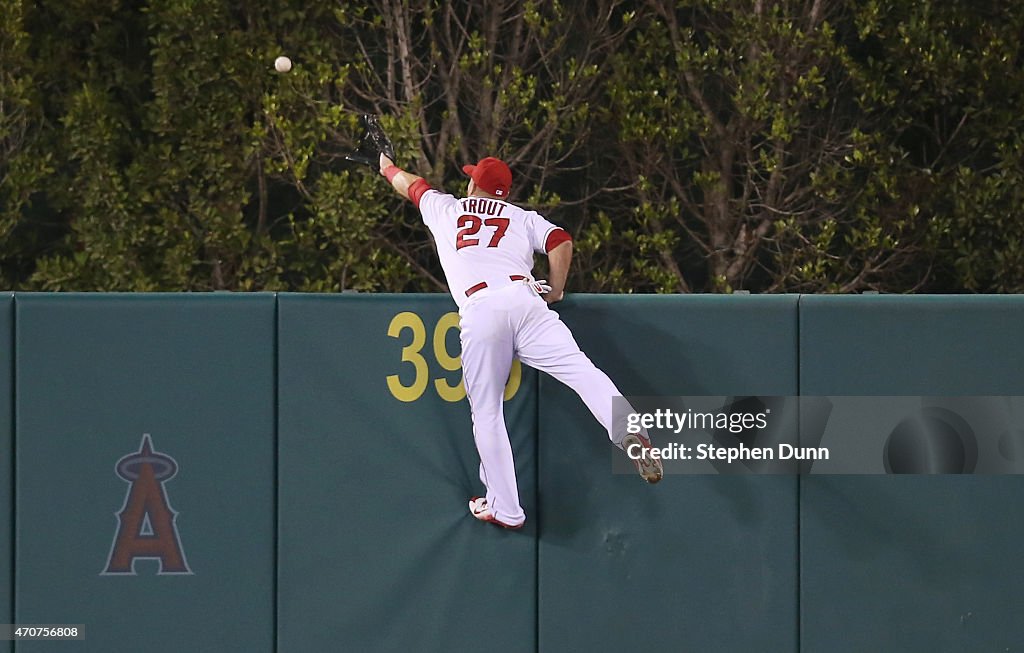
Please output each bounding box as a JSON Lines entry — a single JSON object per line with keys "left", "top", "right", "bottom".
{"left": 462, "top": 157, "right": 512, "bottom": 198}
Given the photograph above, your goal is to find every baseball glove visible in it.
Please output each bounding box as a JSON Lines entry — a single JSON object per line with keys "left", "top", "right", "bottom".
{"left": 345, "top": 114, "right": 396, "bottom": 167}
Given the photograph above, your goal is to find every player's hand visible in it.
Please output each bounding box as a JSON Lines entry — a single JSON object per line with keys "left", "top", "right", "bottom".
{"left": 544, "top": 288, "right": 564, "bottom": 304}
{"left": 379, "top": 153, "right": 395, "bottom": 176}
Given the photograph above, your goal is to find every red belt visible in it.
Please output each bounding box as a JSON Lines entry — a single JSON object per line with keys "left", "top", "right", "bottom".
{"left": 465, "top": 275, "right": 527, "bottom": 297}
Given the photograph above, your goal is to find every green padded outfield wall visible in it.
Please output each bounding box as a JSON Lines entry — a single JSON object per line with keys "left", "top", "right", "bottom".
{"left": 799, "top": 296, "right": 1024, "bottom": 653}
{"left": 0, "top": 295, "right": 11, "bottom": 653}
{"left": 5, "top": 292, "right": 1024, "bottom": 652}
{"left": 14, "top": 294, "right": 276, "bottom": 653}
{"left": 276, "top": 295, "right": 538, "bottom": 653}
{"left": 538, "top": 295, "right": 800, "bottom": 652}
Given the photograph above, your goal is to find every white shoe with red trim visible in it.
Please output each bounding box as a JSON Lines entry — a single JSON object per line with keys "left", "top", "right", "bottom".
{"left": 468, "top": 497, "right": 523, "bottom": 529}
{"left": 621, "top": 433, "right": 664, "bottom": 484}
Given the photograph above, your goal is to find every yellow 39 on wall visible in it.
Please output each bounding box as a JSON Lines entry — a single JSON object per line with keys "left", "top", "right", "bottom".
{"left": 385, "top": 311, "right": 521, "bottom": 403}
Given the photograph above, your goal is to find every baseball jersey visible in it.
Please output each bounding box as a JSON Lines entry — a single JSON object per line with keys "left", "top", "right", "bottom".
{"left": 414, "top": 185, "right": 571, "bottom": 309}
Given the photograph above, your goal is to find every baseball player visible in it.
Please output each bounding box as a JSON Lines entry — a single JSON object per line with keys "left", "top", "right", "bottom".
{"left": 379, "top": 152, "right": 662, "bottom": 529}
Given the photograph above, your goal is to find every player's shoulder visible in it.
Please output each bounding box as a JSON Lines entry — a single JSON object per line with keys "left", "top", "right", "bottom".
{"left": 514, "top": 204, "right": 550, "bottom": 224}
{"left": 420, "top": 188, "right": 458, "bottom": 210}
{"left": 423, "top": 188, "right": 454, "bottom": 201}
{"left": 496, "top": 199, "right": 540, "bottom": 220}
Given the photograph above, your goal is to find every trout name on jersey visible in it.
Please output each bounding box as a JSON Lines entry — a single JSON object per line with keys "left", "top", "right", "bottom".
{"left": 460, "top": 198, "right": 507, "bottom": 217}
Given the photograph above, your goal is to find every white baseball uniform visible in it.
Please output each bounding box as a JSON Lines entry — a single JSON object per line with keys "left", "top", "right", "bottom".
{"left": 412, "top": 183, "right": 633, "bottom": 527}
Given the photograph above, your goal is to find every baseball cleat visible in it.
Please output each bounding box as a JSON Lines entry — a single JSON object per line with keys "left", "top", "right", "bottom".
{"left": 468, "top": 497, "right": 523, "bottom": 529}
{"left": 622, "top": 433, "right": 664, "bottom": 484}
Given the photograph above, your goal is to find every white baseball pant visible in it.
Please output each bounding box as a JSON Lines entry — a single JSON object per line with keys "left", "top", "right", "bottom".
{"left": 459, "top": 282, "right": 630, "bottom": 526}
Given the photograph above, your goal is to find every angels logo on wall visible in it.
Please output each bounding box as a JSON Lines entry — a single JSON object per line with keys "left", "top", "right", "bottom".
{"left": 102, "top": 434, "right": 192, "bottom": 575}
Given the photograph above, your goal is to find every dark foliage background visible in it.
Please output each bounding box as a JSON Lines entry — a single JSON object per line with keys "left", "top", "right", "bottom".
{"left": 1, "top": 0, "right": 1021, "bottom": 293}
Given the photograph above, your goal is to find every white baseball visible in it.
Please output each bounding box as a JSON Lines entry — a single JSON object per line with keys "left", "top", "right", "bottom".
{"left": 274, "top": 56, "right": 292, "bottom": 73}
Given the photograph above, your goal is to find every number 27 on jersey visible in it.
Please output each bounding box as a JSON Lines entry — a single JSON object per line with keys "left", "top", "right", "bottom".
{"left": 456, "top": 216, "right": 509, "bottom": 249}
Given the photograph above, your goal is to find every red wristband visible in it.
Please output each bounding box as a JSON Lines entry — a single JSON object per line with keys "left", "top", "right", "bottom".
{"left": 383, "top": 164, "right": 402, "bottom": 182}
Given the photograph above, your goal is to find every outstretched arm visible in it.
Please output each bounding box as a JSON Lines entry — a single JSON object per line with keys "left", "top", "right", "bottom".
{"left": 545, "top": 240, "right": 572, "bottom": 304}
{"left": 379, "top": 154, "right": 424, "bottom": 202}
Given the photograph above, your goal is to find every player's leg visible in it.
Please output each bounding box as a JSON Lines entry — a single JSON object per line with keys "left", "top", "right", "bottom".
{"left": 512, "top": 302, "right": 624, "bottom": 442}
{"left": 459, "top": 305, "right": 526, "bottom": 526}
{"left": 513, "top": 300, "right": 663, "bottom": 482}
